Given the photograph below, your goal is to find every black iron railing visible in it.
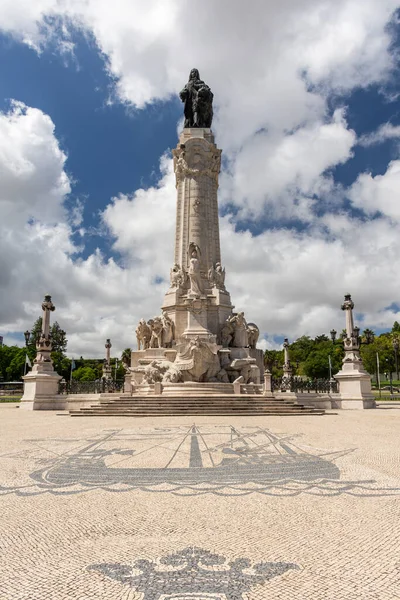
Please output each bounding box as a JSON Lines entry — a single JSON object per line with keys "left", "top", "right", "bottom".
{"left": 271, "top": 376, "right": 338, "bottom": 394}
{"left": 58, "top": 379, "right": 124, "bottom": 395}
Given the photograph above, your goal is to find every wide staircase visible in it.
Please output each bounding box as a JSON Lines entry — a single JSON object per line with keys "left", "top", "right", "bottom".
{"left": 69, "top": 393, "right": 325, "bottom": 417}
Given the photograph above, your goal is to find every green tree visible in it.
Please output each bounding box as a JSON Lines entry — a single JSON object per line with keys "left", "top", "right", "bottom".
{"left": 121, "top": 348, "right": 131, "bottom": 367}
{"left": 360, "top": 335, "right": 395, "bottom": 378}
{"left": 28, "top": 318, "right": 67, "bottom": 354}
{"left": 4, "top": 347, "right": 26, "bottom": 380}
{"left": 303, "top": 345, "right": 342, "bottom": 379}
{"left": 264, "top": 349, "right": 283, "bottom": 376}
{"left": 361, "top": 328, "right": 375, "bottom": 344}
{"left": 72, "top": 367, "right": 97, "bottom": 381}
{"left": 392, "top": 321, "right": 400, "bottom": 334}
{"left": 288, "top": 336, "right": 315, "bottom": 362}
{"left": 314, "top": 334, "right": 329, "bottom": 344}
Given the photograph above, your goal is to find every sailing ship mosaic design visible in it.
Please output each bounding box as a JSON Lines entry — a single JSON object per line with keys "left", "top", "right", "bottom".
{"left": 1, "top": 425, "right": 398, "bottom": 497}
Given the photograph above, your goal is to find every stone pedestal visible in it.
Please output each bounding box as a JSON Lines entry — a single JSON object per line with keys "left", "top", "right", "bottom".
{"left": 124, "top": 373, "right": 132, "bottom": 393}
{"left": 183, "top": 298, "right": 212, "bottom": 340}
{"left": 263, "top": 369, "right": 273, "bottom": 396}
{"left": 20, "top": 365, "right": 63, "bottom": 411}
{"left": 335, "top": 365, "right": 376, "bottom": 409}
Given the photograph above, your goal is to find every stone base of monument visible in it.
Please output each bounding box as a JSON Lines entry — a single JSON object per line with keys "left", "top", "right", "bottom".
{"left": 334, "top": 368, "right": 376, "bottom": 409}
{"left": 20, "top": 371, "right": 64, "bottom": 411}
{"left": 69, "top": 393, "right": 326, "bottom": 417}
{"left": 130, "top": 348, "right": 178, "bottom": 385}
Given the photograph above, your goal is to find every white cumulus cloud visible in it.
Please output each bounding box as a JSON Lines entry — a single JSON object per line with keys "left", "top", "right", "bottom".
{"left": 1, "top": 1, "right": 400, "bottom": 356}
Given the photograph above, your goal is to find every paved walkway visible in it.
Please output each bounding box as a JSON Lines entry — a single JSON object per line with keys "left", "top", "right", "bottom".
{"left": 0, "top": 404, "right": 399, "bottom": 599}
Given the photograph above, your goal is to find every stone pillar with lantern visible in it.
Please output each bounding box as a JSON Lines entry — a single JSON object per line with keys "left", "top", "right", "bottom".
{"left": 334, "top": 294, "right": 375, "bottom": 409}
{"left": 393, "top": 337, "right": 399, "bottom": 382}
{"left": 282, "top": 338, "right": 293, "bottom": 391}
{"left": 102, "top": 339, "right": 113, "bottom": 381}
{"left": 20, "top": 295, "right": 65, "bottom": 410}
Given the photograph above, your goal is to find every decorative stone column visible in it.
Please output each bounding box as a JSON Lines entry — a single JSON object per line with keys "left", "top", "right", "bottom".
{"left": 20, "top": 295, "right": 64, "bottom": 410}
{"left": 334, "top": 294, "right": 375, "bottom": 409}
{"left": 282, "top": 338, "right": 292, "bottom": 378}
{"left": 102, "top": 338, "right": 113, "bottom": 381}
{"left": 162, "top": 128, "right": 233, "bottom": 342}
{"left": 281, "top": 338, "right": 293, "bottom": 392}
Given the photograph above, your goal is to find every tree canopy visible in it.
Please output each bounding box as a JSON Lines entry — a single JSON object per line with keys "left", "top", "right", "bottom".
{"left": 264, "top": 323, "right": 400, "bottom": 381}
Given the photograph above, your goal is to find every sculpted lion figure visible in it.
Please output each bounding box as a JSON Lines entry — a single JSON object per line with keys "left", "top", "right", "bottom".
{"left": 246, "top": 323, "right": 260, "bottom": 349}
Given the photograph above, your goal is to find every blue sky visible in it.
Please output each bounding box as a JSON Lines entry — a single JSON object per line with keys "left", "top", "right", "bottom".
{"left": 0, "top": 29, "right": 182, "bottom": 260}
{"left": 1, "top": 0, "right": 400, "bottom": 357}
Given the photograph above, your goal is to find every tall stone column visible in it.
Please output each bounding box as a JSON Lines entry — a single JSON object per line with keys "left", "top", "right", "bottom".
{"left": 102, "top": 338, "right": 113, "bottom": 381}
{"left": 282, "top": 338, "right": 292, "bottom": 378}
{"left": 334, "top": 294, "right": 375, "bottom": 409}
{"left": 162, "top": 128, "right": 233, "bottom": 342}
{"left": 20, "top": 295, "right": 64, "bottom": 410}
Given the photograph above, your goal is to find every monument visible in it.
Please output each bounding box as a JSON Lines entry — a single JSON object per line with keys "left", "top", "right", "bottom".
{"left": 20, "top": 72, "right": 374, "bottom": 413}
{"left": 20, "top": 295, "right": 64, "bottom": 410}
{"left": 334, "top": 294, "right": 376, "bottom": 409}
{"left": 131, "top": 69, "right": 263, "bottom": 393}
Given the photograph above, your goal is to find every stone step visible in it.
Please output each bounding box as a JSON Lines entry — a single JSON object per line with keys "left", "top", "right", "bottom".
{"left": 78, "top": 406, "right": 312, "bottom": 413}
{"left": 69, "top": 393, "right": 325, "bottom": 417}
{"left": 71, "top": 411, "right": 324, "bottom": 417}
{"left": 133, "top": 384, "right": 264, "bottom": 397}
{"left": 76, "top": 403, "right": 311, "bottom": 408}
{"left": 99, "top": 398, "right": 311, "bottom": 404}
{"left": 71, "top": 405, "right": 323, "bottom": 415}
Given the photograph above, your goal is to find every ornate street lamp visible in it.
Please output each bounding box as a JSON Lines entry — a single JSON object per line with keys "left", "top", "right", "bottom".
{"left": 330, "top": 329, "right": 337, "bottom": 342}
{"left": 363, "top": 329, "right": 374, "bottom": 344}
{"left": 385, "top": 357, "right": 393, "bottom": 394}
{"left": 393, "top": 337, "right": 399, "bottom": 382}
{"left": 24, "top": 330, "right": 31, "bottom": 346}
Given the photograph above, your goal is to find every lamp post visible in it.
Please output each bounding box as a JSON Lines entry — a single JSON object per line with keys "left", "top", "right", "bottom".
{"left": 364, "top": 329, "right": 374, "bottom": 345}
{"left": 393, "top": 338, "right": 399, "bottom": 382}
{"left": 330, "top": 329, "right": 337, "bottom": 343}
{"left": 385, "top": 358, "right": 393, "bottom": 394}
{"left": 114, "top": 358, "right": 119, "bottom": 381}
{"left": 24, "top": 330, "right": 31, "bottom": 346}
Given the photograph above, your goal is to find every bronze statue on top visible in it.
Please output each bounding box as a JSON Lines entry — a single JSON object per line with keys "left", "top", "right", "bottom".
{"left": 179, "top": 68, "right": 213, "bottom": 128}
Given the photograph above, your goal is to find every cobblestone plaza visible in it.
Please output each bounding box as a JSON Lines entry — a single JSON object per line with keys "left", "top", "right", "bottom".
{"left": 0, "top": 405, "right": 399, "bottom": 599}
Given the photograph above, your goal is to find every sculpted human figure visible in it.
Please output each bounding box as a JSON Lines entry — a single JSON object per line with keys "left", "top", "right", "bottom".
{"left": 135, "top": 318, "right": 151, "bottom": 350}
{"left": 161, "top": 311, "right": 174, "bottom": 348}
{"left": 188, "top": 249, "right": 203, "bottom": 297}
{"left": 179, "top": 68, "right": 214, "bottom": 128}
{"left": 229, "top": 312, "right": 249, "bottom": 348}
{"left": 149, "top": 317, "right": 164, "bottom": 349}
